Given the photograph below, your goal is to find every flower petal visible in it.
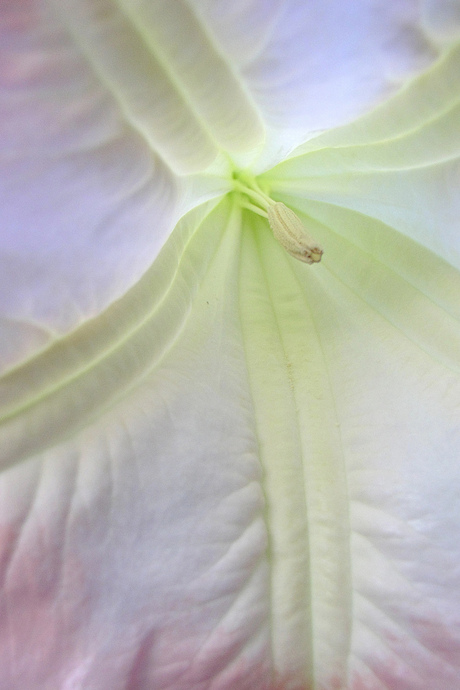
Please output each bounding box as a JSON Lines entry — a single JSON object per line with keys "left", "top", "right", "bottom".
{"left": 189, "top": 0, "right": 448, "bottom": 168}
{"left": 264, "top": 43, "right": 460, "bottom": 267}
{"left": 0, "top": 0, "right": 237, "bottom": 372}
{"left": 0, "top": 1, "right": 452, "bottom": 370}
{"left": 1, "top": 198, "right": 459, "bottom": 689}
{"left": 0, "top": 1, "right": 182, "bottom": 370}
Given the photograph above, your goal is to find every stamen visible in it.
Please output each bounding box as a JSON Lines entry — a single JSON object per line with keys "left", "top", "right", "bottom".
{"left": 233, "top": 180, "right": 272, "bottom": 211}
{"left": 239, "top": 201, "right": 268, "bottom": 218}
{"left": 267, "top": 202, "right": 323, "bottom": 265}
{"left": 234, "top": 174, "right": 323, "bottom": 264}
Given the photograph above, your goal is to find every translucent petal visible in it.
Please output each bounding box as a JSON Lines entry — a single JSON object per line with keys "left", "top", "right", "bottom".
{"left": 1, "top": 7, "right": 460, "bottom": 688}
{"left": 0, "top": 1, "right": 449, "bottom": 369}
{"left": 422, "top": 0, "right": 460, "bottom": 44}
{"left": 0, "top": 1, "right": 229, "bottom": 372}
{"left": 189, "top": 0, "right": 445, "bottom": 168}
{"left": 264, "top": 43, "right": 460, "bottom": 268}
{"left": 1, "top": 200, "right": 459, "bottom": 689}
{"left": 52, "top": 0, "right": 264, "bottom": 170}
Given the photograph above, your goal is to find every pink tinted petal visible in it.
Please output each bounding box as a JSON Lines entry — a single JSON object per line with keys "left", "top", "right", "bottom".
{"left": 0, "top": 201, "right": 459, "bottom": 689}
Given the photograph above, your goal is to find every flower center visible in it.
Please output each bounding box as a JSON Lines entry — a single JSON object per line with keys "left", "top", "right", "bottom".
{"left": 232, "top": 172, "right": 323, "bottom": 264}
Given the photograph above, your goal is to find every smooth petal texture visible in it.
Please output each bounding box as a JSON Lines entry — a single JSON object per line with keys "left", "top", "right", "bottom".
{"left": 0, "top": 0, "right": 449, "bottom": 372}
{"left": 1, "top": 4, "right": 460, "bottom": 690}
{"left": 422, "top": 0, "right": 460, "bottom": 44}
{"left": 0, "top": 196, "right": 459, "bottom": 689}
{"left": 191, "top": 0, "right": 443, "bottom": 167}
{"left": 0, "top": 0, "right": 229, "bottom": 372}
{"left": 0, "top": 0, "right": 178, "bottom": 371}
{"left": 263, "top": 43, "right": 460, "bottom": 268}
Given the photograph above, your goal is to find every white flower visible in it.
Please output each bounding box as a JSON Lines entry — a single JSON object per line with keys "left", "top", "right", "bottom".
{"left": 1, "top": 1, "right": 460, "bottom": 688}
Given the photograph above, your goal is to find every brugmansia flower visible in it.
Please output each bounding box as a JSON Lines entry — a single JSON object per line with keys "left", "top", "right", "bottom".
{"left": 1, "top": 1, "right": 460, "bottom": 689}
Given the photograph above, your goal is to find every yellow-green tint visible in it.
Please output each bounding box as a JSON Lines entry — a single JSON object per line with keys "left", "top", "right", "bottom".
{"left": 239, "top": 208, "right": 352, "bottom": 683}
{"left": 55, "top": 0, "right": 264, "bottom": 174}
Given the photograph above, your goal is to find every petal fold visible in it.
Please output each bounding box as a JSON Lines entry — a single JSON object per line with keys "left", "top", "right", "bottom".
{"left": 265, "top": 43, "right": 460, "bottom": 267}
{"left": 0, "top": 197, "right": 459, "bottom": 689}
{"left": 1, "top": 5, "right": 460, "bottom": 690}
{"left": 0, "top": 0, "right": 451, "bottom": 368}
{"left": 190, "top": 0, "right": 443, "bottom": 167}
